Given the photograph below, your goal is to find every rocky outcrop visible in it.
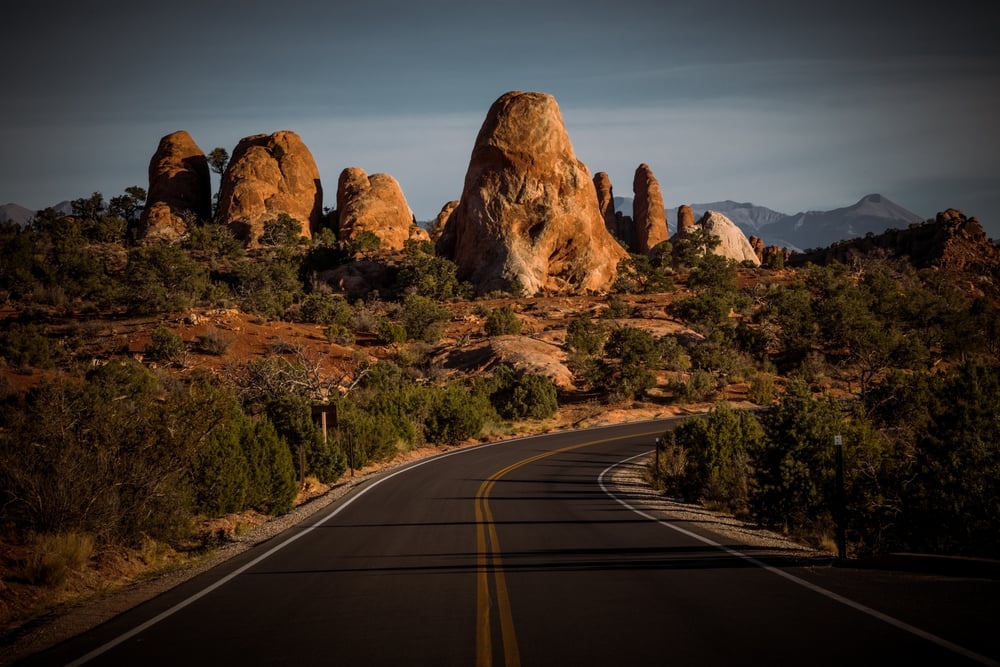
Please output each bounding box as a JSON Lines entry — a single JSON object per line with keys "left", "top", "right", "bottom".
{"left": 677, "top": 204, "right": 696, "bottom": 234}
{"left": 336, "top": 168, "right": 421, "bottom": 251}
{"left": 789, "top": 208, "right": 1000, "bottom": 272}
{"left": 632, "top": 163, "right": 668, "bottom": 254}
{"left": 438, "top": 91, "right": 627, "bottom": 295}
{"left": 763, "top": 245, "right": 791, "bottom": 267}
{"left": 698, "top": 211, "right": 761, "bottom": 266}
{"left": 215, "top": 131, "right": 322, "bottom": 245}
{"left": 593, "top": 172, "right": 618, "bottom": 238}
{"left": 428, "top": 200, "right": 459, "bottom": 243}
{"left": 137, "top": 131, "right": 211, "bottom": 243}
{"left": 749, "top": 235, "right": 765, "bottom": 261}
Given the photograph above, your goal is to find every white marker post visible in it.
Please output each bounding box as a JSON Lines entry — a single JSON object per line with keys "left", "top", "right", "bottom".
{"left": 834, "top": 434, "right": 846, "bottom": 560}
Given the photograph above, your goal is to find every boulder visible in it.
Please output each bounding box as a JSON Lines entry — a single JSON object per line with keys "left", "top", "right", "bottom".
{"left": 336, "top": 168, "right": 419, "bottom": 251}
{"left": 215, "top": 130, "right": 322, "bottom": 245}
{"left": 137, "top": 130, "right": 211, "bottom": 243}
{"left": 698, "top": 211, "right": 761, "bottom": 266}
{"left": 439, "top": 91, "right": 627, "bottom": 295}
{"left": 632, "top": 163, "right": 668, "bottom": 254}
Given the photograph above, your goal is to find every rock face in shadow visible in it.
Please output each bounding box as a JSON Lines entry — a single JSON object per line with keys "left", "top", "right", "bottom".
{"left": 438, "top": 91, "right": 627, "bottom": 295}
{"left": 593, "top": 172, "right": 619, "bottom": 238}
{"left": 632, "top": 163, "right": 668, "bottom": 254}
{"left": 137, "top": 130, "right": 211, "bottom": 243}
{"left": 215, "top": 130, "right": 322, "bottom": 245}
{"left": 429, "top": 200, "right": 460, "bottom": 243}
{"left": 336, "top": 168, "right": 424, "bottom": 251}
{"left": 697, "top": 211, "right": 761, "bottom": 266}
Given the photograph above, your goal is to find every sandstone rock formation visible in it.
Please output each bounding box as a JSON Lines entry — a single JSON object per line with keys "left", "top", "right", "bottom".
{"left": 632, "top": 163, "right": 668, "bottom": 254}
{"left": 437, "top": 335, "right": 575, "bottom": 390}
{"left": 215, "top": 131, "right": 322, "bottom": 245}
{"left": 593, "top": 172, "right": 618, "bottom": 238}
{"left": 428, "top": 200, "right": 459, "bottom": 243}
{"left": 697, "top": 211, "right": 761, "bottom": 266}
{"left": 677, "top": 204, "right": 696, "bottom": 234}
{"left": 336, "top": 168, "right": 422, "bottom": 251}
{"left": 749, "top": 235, "right": 765, "bottom": 261}
{"left": 137, "top": 131, "right": 211, "bottom": 243}
{"left": 437, "top": 91, "right": 627, "bottom": 295}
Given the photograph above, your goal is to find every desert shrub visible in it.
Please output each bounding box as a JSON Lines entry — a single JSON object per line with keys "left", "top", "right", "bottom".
{"left": 0, "top": 323, "right": 55, "bottom": 369}
{"left": 601, "top": 294, "right": 631, "bottom": 319}
{"left": 23, "top": 532, "right": 95, "bottom": 586}
{"left": 484, "top": 305, "right": 522, "bottom": 336}
{"left": 668, "top": 292, "right": 733, "bottom": 334}
{"left": 196, "top": 328, "right": 231, "bottom": 356}
{"left": 748, "top": 372, "right": 778, "bottom": 405}
{"left": 146, "top": 327, "right": 186, "bottom": 363}
{"left": 230, "top": 253, "right": 303, "bottom": 318}
{"left": 258, "top": 214, "right": 304, "bottom": 247}
{"left": 124, "top": 244, "right": 210, "bottom": 314}
{"left": 666, "top": 404, "right": 765, "bottom": 512}
{"left": 324, "top": 324, "right": 355, "bottom": 345}
{"left": 264, "top": 392, "right": 345, "bottom": 483}
{"left": 191, "top": 414, "right": 251, "bottom": 517}
{"left": 347, "top": 230, "right": 382, "bottom": 256}
{"left": 751, "top": 378, "right": 844, "bottom": 531}
{"left": 669, "top": 370, "right": 716, "bottom": 403}
{"left": 0, "top": 363, "right": 194, "bottom": 544}
{"left": 861, "top": 362, "right": 1000, "bottom": 557}
{"left": 488, "top": 365, "right": 558, "bottom": 421}
{"left": 395, "top": 240, "right": 471, "bottom": 300}
{"left": 565, "top": 313, "right": 604, "bottom": 356}
{"left": 299, "top": 292, "right": 351, "bottom": 325}
{"left": 424, "top": 382, "right": 491, "bottom": 445}
{"left": 659, "top": 335, "right": 690, "bottom": 372}
{"left": 185, "top": 223, "right": 244, "bottom": 261}
{"left": 399, "top": 294, "right": 450, "bottom": 343}
{"left": 601, "top": 325, "right": 661, "bottom": 401}
{"left": 376, "top": 318, "right": 407, "bottom": 345}
{"left": 348, "top": 299, "right": 384, "bottom": 334}
{"left": 613, "top": 253, "right": 673, "bottom": 294}
{"left": 242, "top": 417, "right": 298, "bottom": 514}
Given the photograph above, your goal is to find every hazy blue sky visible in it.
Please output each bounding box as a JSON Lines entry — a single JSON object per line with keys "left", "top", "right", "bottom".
{"left": 3, "top": 1, "right": 999, "bottom": 237}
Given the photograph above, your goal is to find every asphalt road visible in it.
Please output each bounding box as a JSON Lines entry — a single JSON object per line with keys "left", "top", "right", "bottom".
{"left": 19, "top": 419, "right": 1000, "bottom": 666}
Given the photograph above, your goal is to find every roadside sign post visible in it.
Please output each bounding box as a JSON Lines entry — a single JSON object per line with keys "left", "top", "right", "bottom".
{"left": 834, "top": 435, "right": 846, "bottom": 560}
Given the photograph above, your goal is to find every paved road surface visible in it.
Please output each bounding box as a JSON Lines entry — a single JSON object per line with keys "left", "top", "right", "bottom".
{"left": 20, "top": 419, "right": 1000, "bottom": 666}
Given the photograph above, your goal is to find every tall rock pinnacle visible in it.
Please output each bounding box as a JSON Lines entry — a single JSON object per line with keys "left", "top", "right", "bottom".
{"left": 437, "top": 91, "right": 627, "bottom": 295}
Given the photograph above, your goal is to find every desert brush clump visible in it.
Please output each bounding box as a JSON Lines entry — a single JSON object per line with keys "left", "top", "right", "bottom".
{"left": 22, "top": 532, "right": 96, "bottom": 587}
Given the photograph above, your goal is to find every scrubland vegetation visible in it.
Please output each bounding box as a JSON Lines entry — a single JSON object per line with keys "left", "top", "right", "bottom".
{"left": 1, "top": 190, "right": 998, "bottom": 631}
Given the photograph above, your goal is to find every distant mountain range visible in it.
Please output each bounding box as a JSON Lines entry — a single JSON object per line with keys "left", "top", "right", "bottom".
{"left": 615, "top": 193, "right": 925, "bottom": 251}
{"left": 0, "top": 201, "right": 73, "bottom": 227}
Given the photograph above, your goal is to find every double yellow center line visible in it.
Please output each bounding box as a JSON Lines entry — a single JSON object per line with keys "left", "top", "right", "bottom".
{"left": 474, "top": 432, "right": 660, "bottom": 667}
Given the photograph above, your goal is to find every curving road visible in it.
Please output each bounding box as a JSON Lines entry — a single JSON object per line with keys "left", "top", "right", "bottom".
{"left": 20, "top": 419, "right": 1000, "bottom": 666}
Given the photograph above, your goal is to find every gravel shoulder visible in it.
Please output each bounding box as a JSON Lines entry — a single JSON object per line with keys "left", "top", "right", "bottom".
{"left": 605, "top": 454, "right": 833, "bottom": 562}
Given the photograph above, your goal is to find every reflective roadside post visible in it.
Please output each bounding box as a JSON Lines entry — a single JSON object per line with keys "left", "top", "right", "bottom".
{"left": 834, "top": 434, "right": 846, "bottom": 560}
{"left": 655, "top": 437, "right": 662, "bottom": 472}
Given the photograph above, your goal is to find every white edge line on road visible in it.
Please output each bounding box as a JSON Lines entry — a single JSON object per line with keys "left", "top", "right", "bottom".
{"left": 66, "top": 419, "right": 657, "bottom": 665}
{"left": 598, "top": 450, "right": 1000, "bottom": 667}
{"left": 66, "top": 438, "right": 517, "bottom": 667}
